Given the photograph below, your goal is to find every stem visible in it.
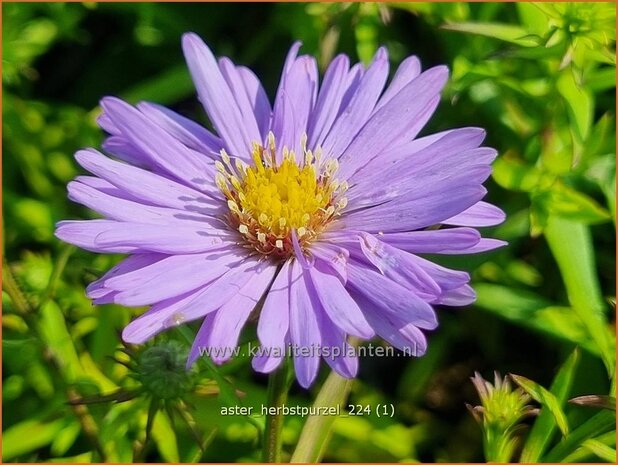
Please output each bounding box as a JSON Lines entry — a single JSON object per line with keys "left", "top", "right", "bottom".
{"left": 2, "top": 256, "right": 34, "bottom": 316}
{"left": 290, "top": 370, "right": 352, "bottom": 463}
{"left": 39, "top": 244, "right": 75, "bottom": 310}
{"left": 262, "top": 362, "right": 290, "bottom": 462}
{"left": 134, "top": 398, "right": 159, "bottom": 462}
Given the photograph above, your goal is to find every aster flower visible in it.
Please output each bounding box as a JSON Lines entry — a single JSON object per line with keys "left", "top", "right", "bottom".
{"left": 56, "top": 33, "right": 506, "bottom": 388}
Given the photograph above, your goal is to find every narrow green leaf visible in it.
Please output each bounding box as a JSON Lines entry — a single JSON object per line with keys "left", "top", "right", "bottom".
{"left": 2, "top": 419, "right": 65, "bottom": 460}
{"left": 291, "top": 370, "right": 353, "bottom": 463}
{"left": 545, "top": 216, "right": 615, "bottom": 375}
{"left": 50, "top": 421, "right": 81, "bottom": 457}
{"left": 543, "top": 183, "right": 611, "bottom": 224}
{"left": 441, "top": 21, "right": 541, "bottom": 46}
{"left": 38, "top": 300, "right": 84, "bottom": 382}
{"left": 474, "top": 284, "right": 599, "bottom": 354}
{"left": 121, "top": 64, "right": 194, "bottom": 106}
{"left": 520, "top": 349, "right": 580, "bottom": 462}
{"left": 557, "top": 69, "right": 594, "bottom": 142}
{"left": 151, "top": 409, "right": 180, "bottom": 462}
{"left": 511, "top": 374, "right": 570, "bottom": 436}
{"left": 544, "top": 410, "right": 616, "bottom": 462}
{"left": 581, "top": 439, "right": 617, "bottom": 463}
{"left": 563, "top": 431, "right": 616, "bottom": 462}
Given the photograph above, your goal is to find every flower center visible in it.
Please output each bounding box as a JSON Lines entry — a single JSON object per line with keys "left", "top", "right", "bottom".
{"left": 216, "top": 133, "right": 347, "bottom": 258}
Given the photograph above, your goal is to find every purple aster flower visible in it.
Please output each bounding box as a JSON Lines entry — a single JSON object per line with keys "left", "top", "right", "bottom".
{"left": 56, "top": 33, "right": 506, "bottom": 388}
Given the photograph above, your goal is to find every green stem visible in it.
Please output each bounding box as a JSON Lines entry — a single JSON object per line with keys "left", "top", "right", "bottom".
{"left": 2, "top": 256, "right": 34, "bottom": 316}
{"left": 290, "top": 370, "right": 352, "bottom": 463}
{"left": 263, "top": 362, "right": 290, "bottom": 462}
{"left": 39, "top": 244, "right": 75, "bottom": 310}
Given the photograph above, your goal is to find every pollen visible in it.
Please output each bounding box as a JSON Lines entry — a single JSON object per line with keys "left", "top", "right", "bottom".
{"left": 217, "top": 132, "right": 347, "bottom": 258}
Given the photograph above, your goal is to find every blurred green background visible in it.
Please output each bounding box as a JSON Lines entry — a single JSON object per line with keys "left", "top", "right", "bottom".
{"left": 2, "top": 2, "right": 616, "bottom": 463}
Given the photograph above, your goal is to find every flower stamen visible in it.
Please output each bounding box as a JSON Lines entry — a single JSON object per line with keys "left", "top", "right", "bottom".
{"left": 217, "top": 132, "right": 347, "bottom": 258}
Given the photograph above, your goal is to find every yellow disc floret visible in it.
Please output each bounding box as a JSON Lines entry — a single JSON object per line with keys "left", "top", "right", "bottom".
{"left": 216, "top": 133, "right": 347, "bottom": 258}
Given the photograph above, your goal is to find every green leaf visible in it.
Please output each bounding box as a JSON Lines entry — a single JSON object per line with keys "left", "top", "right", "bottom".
{"left": 563, "top": 431, "right": 616, "bottom": 462}
{"left": 511, "top": 374, "right": 570, "bottom": 436}
{"left": 545, "top": 216, "right": 616, "bottom": 375}
{"left": 544, "top": 409, "right": 616, "bottom": 461}
{"left": 557, "top": 69, "right": 594, "bottom": 142}
{"left": 121, "top": 64, "right": 194, "bottom": 106}
{"left": 492, "top": 157, "right": 543, "bottom": 192}
{"left": 50, "top": 421, "right": 81, "bottom": 457}
{"left": 581, "top": 440, "right": 617, "bottom": 463}
{"left": 520, "top": 349, "right": 580, "bottom": 462}
{"left": 291, "top": 370, "right": 353, "bottom": 463}
{"left": 441, "top": 21, "right": 541, "bottom": 46}
{"left": 37, "top": 300, "right": 84, "bottom": 382}
{"left": 2, "top": 419, "right": 65, "bottom": 460}
{"left": 542, "top": 183, "right": 611, "bottom": 225}
{"left": 151, "top": 410, "right": 180, "bottom": 462}
{"left": 474, "top": 284, "right": 599, "bottom": 354}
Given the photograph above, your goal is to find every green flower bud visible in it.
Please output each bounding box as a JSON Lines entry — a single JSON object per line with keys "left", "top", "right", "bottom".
{"left": 136, "top": 341, "right": 195, "bottom": 400}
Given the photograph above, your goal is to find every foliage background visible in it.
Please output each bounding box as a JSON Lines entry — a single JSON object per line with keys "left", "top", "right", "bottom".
{"left": 2, "top": 2, "right": 616, "bottom": 463}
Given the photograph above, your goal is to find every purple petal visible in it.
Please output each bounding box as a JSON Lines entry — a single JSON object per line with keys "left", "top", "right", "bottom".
{"left": 289, "top": 260, "right": 321, "bottom": 388}
{"left": 352, "top": 127, "right": 487, "bottom": 183}
{"left": 218, "top": 57, "right": 264, "bottom": 145}
{"left": 347, "top": 145, "right": 495, "bottom": 211}
{"left": 308, "top": 262, "right": 373, "bottom": 338}
{"left": 356, "top": 233, "right": 442, "bottom": 300}
{"left": 136, "top": 101, "right": 223, "bottom": 156}
{"left": 340, "top": 185, "right": 487, "bottom": 233}
{"left": 321, "top": 47, "right": 389, "bottom": 159}
{"left": 353, "top": 291, "right": 428, "bottom": 356}
{"left": 271, "top": 55, "right": 318, "bottom": 157}
{"left": 106, "top": 248, "right": 246, "bottom": 306}
{"left": 94, "top": 222, "right": 232, "bottom": 254}
{"left": 317, "top": 310, "right": 358, "bottom": 378}
{"left": 346, "top": 260, "right": 438, "bottom": 329}
{"left": 182, "top": 33, "right": 258, "bottom": 158}
{"left": 310, "top": 242, "right": 349, "bottom": 284}
{"left": 74, "top": 149, "right": 222, "bottom": 211}
{"left": 307, "top": 54, "right": 350, "bottom": 149}
{"left": 208, "top": 262, "right": 277, "bottom": 363}
{"left": 187, "top": 313, "right": 216, "bottom": 367}
{"left": 101, "top": 135, "right": 150, "bottom": 168}
{"left": 434, "top": 284, "right": 476, "bottom": 306}
{"left": 379, "top": 228, "right": 481, "bottom": 254}
{"left": 122, "top": 258, "right": 261, "bottom": 343}
{"left": 254, "top": 260, "right": 292, "bottom": 373}
{"left": 55, "top": 220, "right": 136, "bottom": 254}
{"left": 86, "top": 253, "right": 164, "bottom": 299}
{"left": 373, "top": 55, "right": 421, "bottom": 113}
{"left": 101, "top": 97, "right": 220, "bottom": 193}
{"left": 442, "top": 201, "right": 506, "bottom": 227}
{"left": 236, "top": 65, "right": 272, "bottom": 137}
{"left": 337, "top": 66, "right": 449, "bottom": 180}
